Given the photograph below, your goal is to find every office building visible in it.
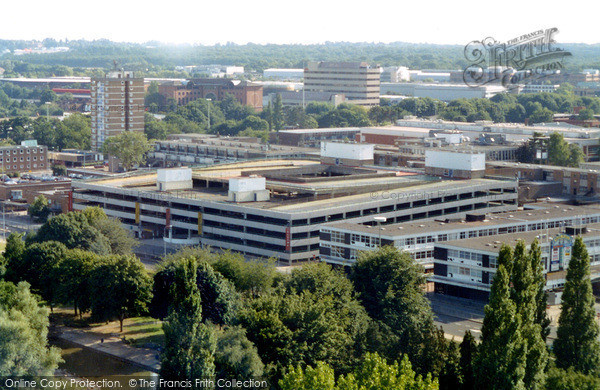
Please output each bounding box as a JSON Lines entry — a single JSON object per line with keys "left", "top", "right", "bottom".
{"left": 0, "top": 144, "right": 48, "bottom": 174}
{"left": 90, "top": 71, "right": 145, "bottom": 151}
{"left": 433, "top": 218, "right": 600, "bottom": 300}
{"left": 321, "top": 204, "right": 600, "bottom": 274}
{"left": 304, "top": 62, "right": 381, "bottom": 107}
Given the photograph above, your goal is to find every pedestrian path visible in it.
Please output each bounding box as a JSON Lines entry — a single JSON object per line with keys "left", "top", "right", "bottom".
{"left": 57, "top": 326, "right": 160, "bottom": 373}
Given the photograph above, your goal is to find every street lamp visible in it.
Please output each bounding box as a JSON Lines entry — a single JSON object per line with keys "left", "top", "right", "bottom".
{"left": 206, "top": 98, "right": 212, "bottom": 131}
{"left": 373, "top": 216, "right": 387, "bottom": 247}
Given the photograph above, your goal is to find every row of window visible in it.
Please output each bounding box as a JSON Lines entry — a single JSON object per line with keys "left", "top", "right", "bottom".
{"left": 0, "top": 148, "right": 44, "bottom": 155}
{"left": 447, "top": 265, "right": 484, "bottom": 280}
{"left": 0, "top": 156, "right": 43, "bottom": 163}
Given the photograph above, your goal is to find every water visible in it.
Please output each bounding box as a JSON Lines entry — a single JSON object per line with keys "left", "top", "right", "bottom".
{"left": 50, "top": 338, "right": 157, "bottom": 379}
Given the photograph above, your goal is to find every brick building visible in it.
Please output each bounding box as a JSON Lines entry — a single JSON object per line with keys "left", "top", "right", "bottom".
{"left": 159, "top": 79, "right": 263, "bottom": 111}
{"left": 90, "top": 71, "right": 145, "bottom": 151}
{"left": 0, "top": 145, "right": 48, "bottom": 174}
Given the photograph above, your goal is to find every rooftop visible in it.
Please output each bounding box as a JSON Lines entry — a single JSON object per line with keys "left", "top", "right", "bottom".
{"left": 76, "top": 160, "right": 513, "bottom": 213}
{"left": 440, "top": 222, "right": 600, "bottom": 253}
{"left": 326, "top": 203, "right": 600, "bottom": 238}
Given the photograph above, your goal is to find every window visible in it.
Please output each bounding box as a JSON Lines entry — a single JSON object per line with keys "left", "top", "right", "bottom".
{"left": 331, "top": 245, "right": 344, "bottom": 259}
{"left": 330, "top": 231, "right": 344, "bottom": 243}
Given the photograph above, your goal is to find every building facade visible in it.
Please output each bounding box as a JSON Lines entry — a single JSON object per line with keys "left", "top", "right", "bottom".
{"left": 71, "top": 162, "right": 518, "bottom": 264}
{"left": 433, "top": 222, "right": 600, "bottom": 300}
{"left": 90, "top": 71, "right": 145, "bottom": 151}
{"left": 304, "top": 62, "right": 381, "bottom": 107}
{"left": 320, "top": 204, "right": 600, "bottom": 272}
{"left": 158, "top": 79, "right": 263, "bottom": 111}
{"left": 0, "top": 145, "right": 48, "bottom": 174}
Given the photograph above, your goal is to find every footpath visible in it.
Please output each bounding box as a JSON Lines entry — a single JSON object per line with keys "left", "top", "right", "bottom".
{"left": 56, "top": 326, "right": 161, "bottom": 373}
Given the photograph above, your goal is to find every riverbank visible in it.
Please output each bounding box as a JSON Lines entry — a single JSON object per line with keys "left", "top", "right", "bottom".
{"left": 53, "top": 325, "right": 161, "bottom": 373}
{"left": 50, "top": 310, "right": 162, "bottom": 373}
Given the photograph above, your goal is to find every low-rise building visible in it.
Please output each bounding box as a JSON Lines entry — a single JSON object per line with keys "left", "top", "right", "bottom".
{"left": 0, "top": 144, "right": 48, "bottom": 174}
{"left": 72, "top": 161, "right": 518, "bottom": 264}
{"left": 433, "top": 221, "right": 600, "bottom": 300}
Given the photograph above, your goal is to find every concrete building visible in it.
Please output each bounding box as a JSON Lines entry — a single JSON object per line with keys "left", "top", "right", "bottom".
{"left": 149, "top": 135, "right": 318, "bottom": 167}
{"left": 380, "top": 83, "right": 507, "bottom": 101}
{"left": 304, "top": 62, "right": 381, "bottom": 107}
{"left": 520, "top": 84, "right": 560, "bottom": 94}
{"left": 90, "top": 71, "right": 145, "bottom": 151}
{"left": 273, "top": 128, "right": 362, "bottom": 147}
{"left": 381, "top": 67, "right": 410, "bottom": 83}
{"left": 0, "top": 144, "right": 48, "bottom": 174}
{"left": 321, "top": 204, "right": 600, "bottom": 274}
{"left": 158, "top": 79, "right": 263, "bottom": 111}
{"left": 270, "top": 90, "right": 346, "bottom": 107}
{"left": 71, "top": 161, "right": 517, "bottom": 264}
{"left": 433, "top": 219, "right": 600, "bottom": 300}
{"left": 396, "top": 118, "right": 600, "bottom": 160}
{"left": 425, "top": 150, "right": 485, "bottom": 179}
{"left": 263, "top": 69, "right": 304, "bottom": 80}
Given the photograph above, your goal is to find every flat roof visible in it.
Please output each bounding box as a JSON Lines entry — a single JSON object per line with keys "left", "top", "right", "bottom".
{"left": 488, "top": 161, "right": 600, "bottom": 174}
{"left": 439, "top": 222, "right": 600, "bottom": 253}
{"left": 326, "top": 203, "right": 600, "bottom": 238}
{"left": 77, "top": 161, "right": 514, "bottom": 213}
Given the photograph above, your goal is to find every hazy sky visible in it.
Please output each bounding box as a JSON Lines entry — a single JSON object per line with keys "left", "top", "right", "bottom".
{"left": 1, "top": 0, "right": 598, "bottom": 45}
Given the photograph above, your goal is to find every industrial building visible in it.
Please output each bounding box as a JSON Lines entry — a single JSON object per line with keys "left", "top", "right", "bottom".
{"left": 320, "top": 204, "right": 600, "bottom": 273}
{"left": 304, "top": 62, "right": 381, "bottom": 107}
{"left": 90, "top": 71, "right": 145, "bottom": 151}
{"left": 71, "top": 150, "right": 518, "bottom": 264}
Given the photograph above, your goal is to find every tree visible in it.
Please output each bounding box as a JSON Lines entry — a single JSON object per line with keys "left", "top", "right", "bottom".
{"left": 510, "top": 241, "right": 548, "bottom": 389}
{"left": 529, "top": 107, "right": 554, "bottom": 124}
{"left": 27, "top": 195, "right": 52, "bottom": 222}
{"left": 475, "top": 265, "right": 526, "bottom": 390}
{"left": 89, "top": 255, "right": 152, "bottom": 332}
{"left": 577, "top": 108, "right": 595, "bottom": 121}
{"left": 160, "top": 258, "right": 217, "bottom": 381}
{"left": 51, "top": 164, "right": 68, "bottom": 176}
{"left": 59, "top": 113, "right": 91, "bottom": 150}
{"left": 548, "top": 132, "right": 571, "bottom": 166}
{"left": 39, "top": 89, "right": 57, "bottom": 104}
{"left": 150, "top": 258, "right": 240, "bottom": 325}
{"left": 529, "top": 240, "right": 551, "bottom": 342}
{"left": 214, "top": 326, "right": 264, "bottom": 384}
{"left": 0, "top": 281, "right": 62, "bottom": 376}
{"left": 554, "top": 236, "right": 600, "bottom": 375}
{"left": 101, "top": 131, "right": 152, "bottom": 171}
{"left": 272, "top": 94, "right": 284, "bottom": 131}
{"left": 439, "top": 339, "right": 461, "bottom": 390}
{"left": 56, "top": 249, "right": 99, "bottom": 318}
{"left": 459, "top": 331, "right": 477, "bottom": 390}
{"left": 351, "top": 246, "right": 440, "bottom": 375}
{"left": 33, "top": 211, "right": 111, "bottom": 255}
{"left": 545, "top": 367, "right": 600, "bottom": 390}
{"left": 279, "top": 353, "right": 438, "bottom": 390}
{"left": 3, "top": 233, "right": 25, "bottom": 268}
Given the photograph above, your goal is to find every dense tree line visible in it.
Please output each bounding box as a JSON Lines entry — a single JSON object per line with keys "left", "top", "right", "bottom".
{"left": 3, "top": 206, "right": 600, "bottom": 387}
{"left": 0, "top": 112, "right": 91, "bottom": 150}
{"left": 2, "top": 40, "right": 600, "bottom": 76}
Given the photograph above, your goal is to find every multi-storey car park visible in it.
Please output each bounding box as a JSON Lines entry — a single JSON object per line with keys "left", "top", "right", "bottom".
{"left": 320, "top": 204, "right": 600, "bottom": 272}
{"left": 71, "top": 159, "right": 518, "bottom": 264}
{"left": 432, "top": 220, "right": 600, "bottom": 301}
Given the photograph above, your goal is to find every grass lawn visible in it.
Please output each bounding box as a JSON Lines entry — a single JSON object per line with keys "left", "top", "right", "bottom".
{"left": 52, "top": 308, "right": 164, "bottom": 348}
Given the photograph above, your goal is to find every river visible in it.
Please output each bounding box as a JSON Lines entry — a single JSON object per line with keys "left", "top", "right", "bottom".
{"left": 50, "top": 338, "right": 158, "bottom": 388}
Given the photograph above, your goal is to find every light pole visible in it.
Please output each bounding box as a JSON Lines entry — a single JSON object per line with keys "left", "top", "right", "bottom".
{"left": 206, "top": 98, "right": 212, "bottom": 131}
{"left": 373, "top": 216, "right": 387, "bottom": 246}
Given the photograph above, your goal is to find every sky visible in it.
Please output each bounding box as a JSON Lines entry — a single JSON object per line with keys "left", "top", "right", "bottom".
{"left": 1, "top": 0, "right": 599, "bottom": 45}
